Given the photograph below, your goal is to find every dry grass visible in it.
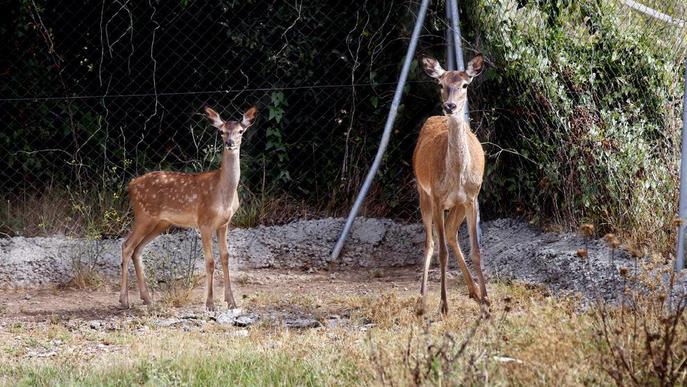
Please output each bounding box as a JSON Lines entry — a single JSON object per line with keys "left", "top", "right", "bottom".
{"left": 0, "top": 282, "right": 589, "bottom": 385}
{"left": 1, "top": 186, "right": 323, "bottom": 238}
{"left": 157, "top": 278, "right": 198, "bottom": 308}
{"left": 1, "top": 269, "right": 685, "bottom": 386}
{"left": 62, "top": 266, "right": 106, "bottom": 290}
{"left": 0, "top": 186, "right": 129, "bottom": 238}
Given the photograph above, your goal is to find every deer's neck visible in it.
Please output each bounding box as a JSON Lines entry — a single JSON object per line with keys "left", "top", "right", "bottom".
{"left": 445, "top": 115, "right": 470, "bottom": 180}
{"left": 216, "top": 148, "right": 241, "bottom": 200}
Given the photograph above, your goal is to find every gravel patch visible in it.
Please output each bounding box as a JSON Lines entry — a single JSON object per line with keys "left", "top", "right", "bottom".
{"left": 0, "top": 217, "right": 670, "bottom": 302}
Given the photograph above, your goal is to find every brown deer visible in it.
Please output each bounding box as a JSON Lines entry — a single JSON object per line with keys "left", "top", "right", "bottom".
{"left": 413, "top": 54, "right": 487, "bottom": 314}
{"left": 119, "top": 105, "right": 257, "bottom": 311}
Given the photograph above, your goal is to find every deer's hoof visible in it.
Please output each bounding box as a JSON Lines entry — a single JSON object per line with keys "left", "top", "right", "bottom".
{"left": 440, "top": 302, "right": 449, "bottom": 315}
{"left": 414, "top": 297, "right": 427, "bottom": 316}
{"left": 206, "top": 302, "right": 216, "bottom": 312}
{"left": 119, "top": 295, "right": 130, "bottom": 309}
{"left": 225, "top": 294, "right": 237, "bottom": 309}
{"left": 481, "top": 296, "right": 491, "bottom": 306}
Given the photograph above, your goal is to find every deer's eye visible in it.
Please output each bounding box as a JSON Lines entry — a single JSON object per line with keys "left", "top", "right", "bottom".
{"left": 462, "top": 84, "right": 468, "bottom": 89}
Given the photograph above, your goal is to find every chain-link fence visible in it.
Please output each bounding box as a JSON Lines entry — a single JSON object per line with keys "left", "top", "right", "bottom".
{"left": 2, "top": 0, "right": 687, "bottom": 251}
{"left": 465, "top": 0, "right": 687, "bottom": 251}
{"left": 2, "top": 0, "right": 449, "bottom": 238}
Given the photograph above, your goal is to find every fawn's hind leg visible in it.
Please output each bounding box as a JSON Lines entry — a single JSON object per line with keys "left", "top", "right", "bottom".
{"left": 120, "top": 220, "right": 156, "bottom": 308}
{"left": 131, "top": 222, "right": 169, "bottom": 305}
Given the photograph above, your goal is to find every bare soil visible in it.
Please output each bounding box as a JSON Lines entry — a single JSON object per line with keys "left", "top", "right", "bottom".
{"left": 0, "top": 267, "right": 426, "bottom": 324}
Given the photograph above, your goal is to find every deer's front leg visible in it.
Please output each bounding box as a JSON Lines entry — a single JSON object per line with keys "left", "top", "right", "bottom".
{"left": 432, "top": 203, "right": 449, "bottom": 315}
{"left": 466, "top": 200, "right": 489, "bottom": 305}
{"left": 200, "top": 228, "right": 216, "bottom": 311}
{"left": 417, "top": 190, "right": 434, "bottom": 315}
{"left": 217, "top": 223, "right": 237, "bottom": 308}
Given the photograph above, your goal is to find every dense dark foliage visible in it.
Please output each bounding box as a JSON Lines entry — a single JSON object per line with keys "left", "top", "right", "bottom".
{"left": 2, "top": 0, "right": 686, "bottom": 242}
{"left": 2, "top": 0, "right": 451, "bottom": 232}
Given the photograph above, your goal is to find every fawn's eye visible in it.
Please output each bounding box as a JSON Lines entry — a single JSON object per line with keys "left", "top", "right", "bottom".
{"left": 462, "top": 84, "right": 468, "bottom": 89}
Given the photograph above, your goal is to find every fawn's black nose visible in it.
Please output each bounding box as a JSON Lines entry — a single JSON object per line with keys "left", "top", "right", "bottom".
{"left": 443, "top": 102, "right": 457, "bottom": 113}
{"left": 225, "top": 139, "right": 235, "bottom": 148}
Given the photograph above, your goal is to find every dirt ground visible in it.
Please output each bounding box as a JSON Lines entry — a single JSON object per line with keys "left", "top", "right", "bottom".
{"left": 2, "top": 264, "right": 664, "bottom": 385}
{"left": 0, "top": 267, "right": 431, "bottom": 323}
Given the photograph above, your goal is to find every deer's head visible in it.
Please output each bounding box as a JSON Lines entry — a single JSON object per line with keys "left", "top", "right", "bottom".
{"left": 422, "top": 54, "right": 484, "bottom": 116}
{"left": 205, "top": 106, "right": 257, "bottom": 151}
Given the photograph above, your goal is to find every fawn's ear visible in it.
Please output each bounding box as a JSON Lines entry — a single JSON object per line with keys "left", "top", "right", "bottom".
{"left": 205, "top": 106, "right": 225, "bottom": 129}
{"left": 241, "top": 106, "right": 257, "bottom": 128}
{"left": 466, "top": 54, "right": 484, "bottom": 78}
{"left": 422, "top": 57, "right": 445, "bottom": 79}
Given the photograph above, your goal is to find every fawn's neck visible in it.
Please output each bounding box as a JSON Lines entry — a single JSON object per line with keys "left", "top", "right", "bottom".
{"left": 217, "top": 148, "right": 241, "bottom": 200}
{"left": 445, "top": 114, "right": 470, "bottom": 179}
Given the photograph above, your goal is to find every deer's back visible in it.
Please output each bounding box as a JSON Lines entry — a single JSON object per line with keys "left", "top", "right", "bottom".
{"left": 128, "top": 170, "right": 218, "bottom": 224}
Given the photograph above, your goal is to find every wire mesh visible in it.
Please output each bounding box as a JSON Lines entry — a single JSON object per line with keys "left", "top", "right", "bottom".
{"left": 2, "top": 0, "right": 687, "bottom": 247}
{"left": 466, "top": 0, "right": 687, "bottom": 248}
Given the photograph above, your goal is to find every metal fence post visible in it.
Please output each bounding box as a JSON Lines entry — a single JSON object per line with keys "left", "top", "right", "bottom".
{"left": 329, "top": 0, "right": 431, "bottom": 262}
{"left": 448, "top": 0, "right": 482, "bottom": 244}
{"left": 448, "top": 0, "right": 468, "bottom": 121}
{"left": 676, "top": 59, "right": 687, "bottom": 271}
{"left": 445, "top": 0, "right": 456, "bottom": 71}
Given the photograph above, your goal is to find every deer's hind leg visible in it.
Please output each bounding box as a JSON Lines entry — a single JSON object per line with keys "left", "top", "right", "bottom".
{"left": 120, "top": 219, "right": 157, "bottom": 308}
{"left": 417, "top": 190, "right": 434, "bottom": 315}
{"left": 446, "top": 205, "right": 479, "bottom": 301}
{"left": 131, "top": 222, "right": 169, "bottom": 305}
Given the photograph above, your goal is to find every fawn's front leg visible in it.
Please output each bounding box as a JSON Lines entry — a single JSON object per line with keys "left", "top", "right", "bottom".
{"left": 217, "top": 223, "right": 237, "bottom": 308}
{"left": 200, "top": 228, "right": 216, "bottom": 311}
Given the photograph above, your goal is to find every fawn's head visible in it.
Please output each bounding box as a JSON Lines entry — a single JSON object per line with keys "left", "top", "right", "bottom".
{"left": 205, "top": 106, "right": 257, "bottom": 151}
{"left": 422, "top": 54, "right": 484, "bottom": 116}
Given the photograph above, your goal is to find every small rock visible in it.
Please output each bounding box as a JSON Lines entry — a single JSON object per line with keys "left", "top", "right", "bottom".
{"left": 179, "top": 311, "right": 200, "bottom": 320}
{"left": 234, "top": 315, "right": 256, "bottom": 327}
{"left": 27, "top": 349, "right": 57, "bottom": 358}
{"left": 360, "top": 323, "right": 376, "bottom": 332}
{"left": 231, "top": 329, "right": 249, "bottom": 337}
{"left": 325, "top": 315, "right": 344, "bottom": 329}
{"left": 215, "top": 308, "right": 257, "bottom": 327}
{"left": 157, "top": 318, "right": 182, "bottom": 328}
{"left": 215, "top": 308, "right": 244, "bottom": 325}
{"left": 493, "top": 355, "right": 523, "bottom": 364}
{"left": 88, "top": 320, "right": 102, "bottom": 330}
{"left": 284, "top": 318, "right": 321, "bottom": 329}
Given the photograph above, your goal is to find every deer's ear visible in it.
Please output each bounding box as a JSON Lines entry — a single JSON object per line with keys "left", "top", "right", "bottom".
{"left": 205, "top": 107, "right": 225, "bottom": 129}
{"left": 466, "top": 54, "right": 484, "bottom": 78}
{"left": 241, "top": 106, "right": 257, "bottom": 128}
{"left": 422, "top": 57, "right": 445, "bottom": 79}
